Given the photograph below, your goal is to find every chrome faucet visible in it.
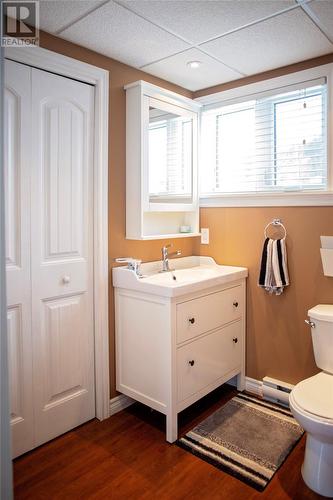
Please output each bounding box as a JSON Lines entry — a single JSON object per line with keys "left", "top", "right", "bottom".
{"left": 161, "top": 244, "right": 181, "bottom": 272}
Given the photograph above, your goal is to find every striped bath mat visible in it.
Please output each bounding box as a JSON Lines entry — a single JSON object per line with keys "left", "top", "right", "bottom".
{"left": 177, "top": 393, "right": 304, "bottom": 491}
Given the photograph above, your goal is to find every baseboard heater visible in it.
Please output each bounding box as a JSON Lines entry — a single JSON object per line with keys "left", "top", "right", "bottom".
{"left": 262, "top": 377, "right": 294, "bottom": 407}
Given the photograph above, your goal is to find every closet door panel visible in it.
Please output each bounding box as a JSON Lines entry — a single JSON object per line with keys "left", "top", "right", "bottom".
{"left": 35, "top": 91, "right": 87, "bottom": 297}
{"left": 31, "top": 68, "right": 95, "bottom": 446}
{"left": 43, "top": 100, "right": 85, "bottom": 261}
{"left": 42, "top": 294, "right": 87, "bottom": 405}
{"left": 4, "top": 60, "right": 34, "bottom": 458}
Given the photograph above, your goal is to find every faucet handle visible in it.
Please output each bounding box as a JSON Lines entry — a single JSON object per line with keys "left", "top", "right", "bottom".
{"left": 161, "top": 244, "right": 172, "bottom": 258}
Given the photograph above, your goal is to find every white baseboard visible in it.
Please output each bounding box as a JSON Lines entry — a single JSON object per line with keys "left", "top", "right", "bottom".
{"left": 110, "top": 377, "right": 264, "bottom": 417}
{"left": 244, "top": 376, "right": 263, "bottom": 397}
{"left": 226, "top": 375, "right": 263, "bottom": 396}
{"left": 110, "top": 394, "right": 135, "bottom": 416}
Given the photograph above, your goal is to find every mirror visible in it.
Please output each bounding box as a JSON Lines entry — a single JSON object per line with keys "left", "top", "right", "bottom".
{"left": 148, "top": 104, "right": 193, "bottom": 203}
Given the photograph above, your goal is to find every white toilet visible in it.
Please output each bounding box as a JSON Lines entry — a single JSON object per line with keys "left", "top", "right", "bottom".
{"left": 290, "top": 304, "right": 333, "bottom": 498}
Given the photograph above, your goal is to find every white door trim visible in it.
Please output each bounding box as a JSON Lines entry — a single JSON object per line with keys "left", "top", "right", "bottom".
{"left": 5, "top": 46, "right": 110, "bottom": 420}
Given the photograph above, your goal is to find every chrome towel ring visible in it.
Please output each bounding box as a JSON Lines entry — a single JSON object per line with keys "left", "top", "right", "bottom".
{"left": 264, "top": 218, "right": 287, "bottom": 239}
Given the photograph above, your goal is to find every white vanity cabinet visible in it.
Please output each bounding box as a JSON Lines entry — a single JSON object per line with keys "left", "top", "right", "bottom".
{"left": 125, "top": 80, "right": 201, "bottom": 240}
{"left": 114, "top": 259, "right": 246, "bottom": 442}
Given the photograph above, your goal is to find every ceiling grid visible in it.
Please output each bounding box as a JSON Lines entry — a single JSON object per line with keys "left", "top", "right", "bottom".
{"left": 39, "top": 0, "right": 333, "bottom": 91}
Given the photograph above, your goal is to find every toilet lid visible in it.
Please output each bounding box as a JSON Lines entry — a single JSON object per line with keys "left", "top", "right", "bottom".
{"left": 292, "top": 373, "right": 333, "bottom": 420}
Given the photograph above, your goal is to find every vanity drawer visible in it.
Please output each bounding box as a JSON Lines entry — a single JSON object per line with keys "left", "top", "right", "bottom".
{"left": 176, "top": 286, "right": 242, "bottom": 344}
{"left": 177, "top": 321, "right": 242, "bottom": 403}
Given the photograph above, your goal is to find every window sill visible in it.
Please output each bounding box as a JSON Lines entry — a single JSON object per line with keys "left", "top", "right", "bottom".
{"left": 199, "top": 191, "right": 333, "bottom": 208}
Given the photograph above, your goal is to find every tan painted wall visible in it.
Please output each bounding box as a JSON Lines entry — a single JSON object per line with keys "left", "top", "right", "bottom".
{"left": 194, "top": 207, "right": 333, "bottom": 385}
{"left": 38, "top": 30, "right": 333, "bottom": 394}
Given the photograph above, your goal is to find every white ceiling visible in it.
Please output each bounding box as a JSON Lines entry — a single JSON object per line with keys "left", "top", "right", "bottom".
{"left": 39, "top": 0, "right": 333, "bottom": 92}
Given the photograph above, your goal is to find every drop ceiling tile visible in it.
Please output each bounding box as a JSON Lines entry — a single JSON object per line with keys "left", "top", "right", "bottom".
{"left": 59, "top": 1, "right": 190, "bottom": 68}
{"left": 201, "top": 8, "right": 333, "bottom": 76}
{"left": 118, "top": 0, "right": 295, "bottom": 44}
{"left": 39, "top": 0, "right": 105, "bottom": 34}
{"left": 142, "top": 48, "right": 243, "bottom": 91}
{"left": 306, "top": 0, "right": 333, "bottom": 41}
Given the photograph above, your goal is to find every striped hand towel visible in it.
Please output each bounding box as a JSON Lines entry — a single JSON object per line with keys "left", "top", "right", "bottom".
{"left": 258, "top": 238, "right": 289, "bottom": 295}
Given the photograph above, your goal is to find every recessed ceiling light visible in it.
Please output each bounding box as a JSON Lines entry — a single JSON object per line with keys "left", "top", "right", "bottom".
{"left": 187, "top": 61, "right": 201, "bottom": 69}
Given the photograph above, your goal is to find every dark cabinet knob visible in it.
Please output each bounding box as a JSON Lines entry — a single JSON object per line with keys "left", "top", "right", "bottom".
{"left": 188, "top": 317, "right": 195, "bottom": 324}
{"left": 188, "top": 360, "right": 195, "bottom": 366}
{"left": 233, "top": 301, "right": 239, "bottom": 308}
{"left": 233, "top": 337, "right": 238, "bottom": 343}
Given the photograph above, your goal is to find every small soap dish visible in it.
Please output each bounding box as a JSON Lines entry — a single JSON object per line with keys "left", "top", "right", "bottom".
{"left": 179, "top": 225, "right": 192, "bottom": 233}
{"left": 320, "top": 236, "right": 333, "bottom": 277}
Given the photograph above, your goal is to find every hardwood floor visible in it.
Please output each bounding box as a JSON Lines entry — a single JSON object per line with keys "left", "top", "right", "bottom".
{"left": 14, "top": 386, "right": 325, "bottom": 500}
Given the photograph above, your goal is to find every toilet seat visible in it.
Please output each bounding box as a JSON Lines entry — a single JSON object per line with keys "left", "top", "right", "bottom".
{"left": 290, "top": 393, "right": 333, "bottom": 426}
{"left": 292, "top": 372, "right": 333, "bottom": 421}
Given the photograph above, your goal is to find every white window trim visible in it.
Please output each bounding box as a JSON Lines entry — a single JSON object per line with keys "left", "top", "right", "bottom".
{"left": 196, "top": 63, "right": 333, "bottom": 207}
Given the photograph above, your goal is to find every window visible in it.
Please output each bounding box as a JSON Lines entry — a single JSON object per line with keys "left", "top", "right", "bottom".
{"left": 200, "top": 82, "right": 327, "bottom": 197}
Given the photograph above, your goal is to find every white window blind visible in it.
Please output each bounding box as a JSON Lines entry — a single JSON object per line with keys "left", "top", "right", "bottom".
{"left": 148, "top": 115, "right": 192, "bottom": 198}
{"left": 200, "top": 81, "right": 327, "bottom": 195}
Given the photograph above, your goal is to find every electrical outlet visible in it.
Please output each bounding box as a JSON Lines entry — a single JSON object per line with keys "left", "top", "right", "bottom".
{"left": 201, "top": 228, "right": 209, "bottom": 245}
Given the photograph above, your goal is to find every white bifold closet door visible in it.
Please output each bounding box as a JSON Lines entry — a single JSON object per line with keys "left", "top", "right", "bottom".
{"left": 5, "top": 59, "right": 34, "bottom": 457}
{"left": 5, "top": 59, "right": 95, "bottom": 458}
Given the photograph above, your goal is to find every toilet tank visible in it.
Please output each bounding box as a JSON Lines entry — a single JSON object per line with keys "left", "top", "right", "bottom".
{"left": 308, "top": 305, "right": 333, "bottom": 373}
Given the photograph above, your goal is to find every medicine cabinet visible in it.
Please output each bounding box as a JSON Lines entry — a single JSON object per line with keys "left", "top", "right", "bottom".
{"left": 125, "top": 80, "right": 201, "bottom": 240}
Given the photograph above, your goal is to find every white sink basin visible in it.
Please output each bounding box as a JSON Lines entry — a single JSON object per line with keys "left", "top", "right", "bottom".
{"left": 112, "top": 256, "right": 248, "bottom": 297}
